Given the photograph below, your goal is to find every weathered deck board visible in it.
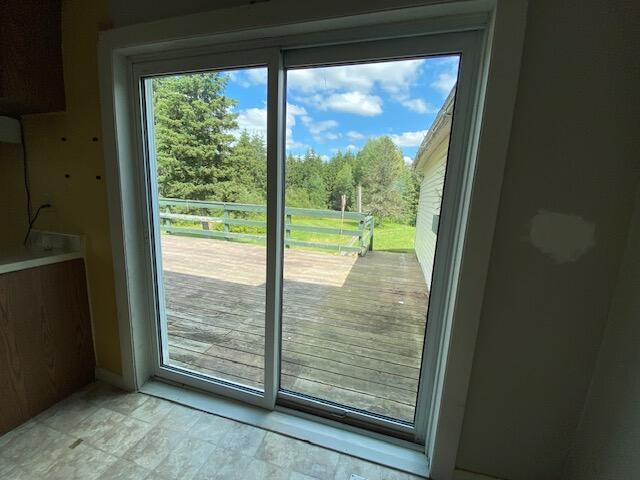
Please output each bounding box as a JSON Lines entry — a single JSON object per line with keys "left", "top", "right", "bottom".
{"left": 161, "top": 235, "right": 429, "bottom": 422}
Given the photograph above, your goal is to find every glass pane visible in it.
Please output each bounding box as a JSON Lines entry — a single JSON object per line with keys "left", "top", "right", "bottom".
{"left": 148, "top": 67, "right": 268, "bottom": 390}
{"left": 280, "top": 55, "right": 460, "bottom": 422}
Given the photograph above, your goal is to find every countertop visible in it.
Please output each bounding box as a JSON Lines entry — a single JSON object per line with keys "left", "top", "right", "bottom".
{"left": 0, "top": 231, "right": 85, "bottom": 275}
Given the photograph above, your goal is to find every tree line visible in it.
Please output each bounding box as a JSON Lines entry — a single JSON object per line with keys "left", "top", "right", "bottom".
{"left": 153, "top": 72, "right": 422, "bottom": 224}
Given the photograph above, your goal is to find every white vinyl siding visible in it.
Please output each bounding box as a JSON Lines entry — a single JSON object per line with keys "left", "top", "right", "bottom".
{"left": 415, "top": 154, "right": 447, "bottom": 287}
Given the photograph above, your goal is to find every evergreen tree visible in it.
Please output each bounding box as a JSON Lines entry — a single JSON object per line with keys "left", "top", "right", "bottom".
{"left": 153, "top": 73, "right": 237, "bottom": 200}
{"left": 215, "top": 130, "right": 266, "bottom": 203}
{"left": 356, "top": 136, "right": 407, "bottom": 221}
{"left": 331, "top": 164, "right": 355, "bottom": 210}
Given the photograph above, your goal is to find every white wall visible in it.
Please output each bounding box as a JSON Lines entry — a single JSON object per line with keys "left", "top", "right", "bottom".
{"left": 562, "top": 183, "right": 640, "bottom": 479}
{"left": 455, "top": 0, "right": 639, "bottom": 478}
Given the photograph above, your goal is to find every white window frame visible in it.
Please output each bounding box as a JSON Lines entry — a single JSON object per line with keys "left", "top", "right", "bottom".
{"left": 98, "top": 1, "right": 527, "bottom": 478}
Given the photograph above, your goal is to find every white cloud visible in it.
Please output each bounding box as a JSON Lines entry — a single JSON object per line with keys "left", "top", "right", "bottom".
{"left": 285, "top": 103, "right": 307, "bottom": 149}
{"left": 403, "top": 155, "right": 413, "bottom": 164}
{"left": 286, "top": 103, "right": 307, "bottom": 121}
{"left": 345, "top": 144, "right": 358, "bottom": 151}
{"left": 389, "top": 129, "right": 428, "bottom": 148}
{"left": 320, "top": 155, "right": 330, "bottom": 162}
{"left": 400, "top": 98, "right": 436, "bottom": 114}
{"left": 245, "top": 68, "right": 267, "bottom": 85}
{"left": 431, "top": 73, "right": 457, "bottom": 95}
{"left": 237, "top": 107, "right": 267, "bottom": 137}
{"left": 300, "top": 117, "right": 339, "bottom": 141}
{"left": 236, "top": 103, "right": 308, "bottom": 151}
{"left": 346, "top": 130, "right": 364, "bottom": 140}
{"left": 302, "top": 117, "right": 337, "bottom": 134}
{"left": 287, "top": 60, "right": 424, "bottom": 97}
{"left": 321, "top": 92, "right": 383, "bottom": 116}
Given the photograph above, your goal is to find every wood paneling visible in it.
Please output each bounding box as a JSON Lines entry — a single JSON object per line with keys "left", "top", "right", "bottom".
{"left": 0, "top": 259, "right": 94, "bottom": 435}
{"left": 0, "top": 0, "right": 65, "bottom": 115}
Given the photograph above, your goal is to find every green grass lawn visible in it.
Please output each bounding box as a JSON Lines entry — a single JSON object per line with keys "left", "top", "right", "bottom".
{"left": 287, "top": 216, "right": 415, "bottom": 252}
{"left": 163, "top": 212, "right": 415, "bottom": 253}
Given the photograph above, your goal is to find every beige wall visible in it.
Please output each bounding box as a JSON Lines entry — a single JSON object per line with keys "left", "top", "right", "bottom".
{"left": 456, "top": 1, "right": 639, "bottom": 479}
{"left": 0, "top": 0, "right": 122, "bottom": 374}
{"left": 562, "top": 183, "right": 640, "bottom": 480}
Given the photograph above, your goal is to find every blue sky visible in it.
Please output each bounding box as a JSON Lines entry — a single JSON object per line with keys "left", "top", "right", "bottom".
{"left": 225, "top": 55, "right": 459, "bottom": 162}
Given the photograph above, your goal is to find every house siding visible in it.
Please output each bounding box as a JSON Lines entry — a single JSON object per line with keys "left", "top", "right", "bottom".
{"left": 415, "top": 154, "right": 447, "bottom": 287}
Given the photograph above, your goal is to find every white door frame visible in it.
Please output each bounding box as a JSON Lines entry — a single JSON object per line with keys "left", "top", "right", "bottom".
{"left": 98, "top": 1, "right": 527, "bottom": 477}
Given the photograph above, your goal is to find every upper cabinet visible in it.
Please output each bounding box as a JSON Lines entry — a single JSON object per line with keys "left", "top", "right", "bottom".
{"left": 0, "top": 0, "right": 66, "bottom": 115}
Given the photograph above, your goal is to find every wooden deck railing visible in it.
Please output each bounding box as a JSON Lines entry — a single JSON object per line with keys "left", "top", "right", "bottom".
{"left": 158, "top": 198, "right": 374, "bottom": 255}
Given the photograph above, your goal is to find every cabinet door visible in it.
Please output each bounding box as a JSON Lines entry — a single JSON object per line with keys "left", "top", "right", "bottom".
{"left": 0, "top": 0, "right": 65, "bottom": 114}
{"left": 0, "top": 259, "right": 94, "bottom": 435}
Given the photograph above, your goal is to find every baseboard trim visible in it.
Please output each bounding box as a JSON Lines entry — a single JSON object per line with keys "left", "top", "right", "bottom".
{"left": 95, "top": 367, "right": 129, "bottom": 391}
{"left": 454, "top": 469, "right": 502, "bottom": 480}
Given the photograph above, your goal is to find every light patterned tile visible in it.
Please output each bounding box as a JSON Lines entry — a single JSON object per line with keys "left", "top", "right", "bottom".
{"left": 255, "top": 432, "right": 339, "bottom": 480}
{"left": 101, "top": 391, "right": 150, "bottom": 416}
{"left": 0, "top": 458, "right": 18, "bottom": 477}
{"left": 1, "top": 421, "right": 75, "bottom": 475}
{"left": 19, "top": 434, "right": 80, "bottom": 476}
{"left": 160, "top": 404, "right": 203, "bottom": 432}
{"left": 129, "top": 396, "right": 174, "bottom": 424}
{"left": 379, "top": 466, "right": 425, "bottom": 480}
{"left": 122, "top": 426, "right": 183, "bottom": 470}
{"left": 188, "top": 412, "right": 237, "bottom": 444}
{"left": 96, "top": 458, "right": 151, "bottom": 480}
{"left": 153, "top": 435, "right": 217, "bottom": 480}
{"left": 334, "top": 455, "right": 382, "bottom": 480}
{"left": 0, "top": 462, "right": 32, "bottom": 480}
{"left": 217, "top": 422, "right": 266, "bottom": 456}
{"left": 289, "top": 472, "right": 319, "bottom": 480}
{"left": 0, "top": 419, "right": 37, "bottom": 450}
{"left": 75, "top": 381, "right": 126, "bottom": 405}
{"left": 68, "top": 407, "right": 127, "bottom": 445}
{"left": 37, "top": 396, "right": 99, "bottom": 433}
{"left": 196, "top": 447, "right": 290, "bottom": 480}
{"left": 43, "top": 442, "right": 118, "bottom": 480}
{"left": 91, "top": 414, "right": 152, "bottom": 457}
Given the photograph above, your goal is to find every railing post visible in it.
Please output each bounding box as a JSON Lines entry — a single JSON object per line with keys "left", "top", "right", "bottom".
{"left": 358, "top": 216, "right": 364, "bottom": 255}
{"left": 223, "top": 206, "right": 230, "bottom": 239}
{"left": 201, "top": 207, "right": 209, "bottom": 231}
{"left": 285, "top": 213, "right": 292, "bottom": 248}
{"left": 163, "top": 206, "right": 172, "bottom": 234}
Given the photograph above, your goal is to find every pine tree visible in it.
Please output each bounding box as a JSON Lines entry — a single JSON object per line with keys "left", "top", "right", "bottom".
{"left": 153, "top": 73, "right": 238, "bottom": 200}
{"left": 331, "top": 164, "right": 355, "bottom": 210}
{"left": 215, "top": 130, "right": 267, "bottom": 203}
{"left": 356, "top": 136, "right": 406, "bottom": 221}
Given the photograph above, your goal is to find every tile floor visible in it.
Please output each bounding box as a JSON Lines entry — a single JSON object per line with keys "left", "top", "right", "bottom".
{"left": 0, "top": 382, "right": 424, "bottom": 480}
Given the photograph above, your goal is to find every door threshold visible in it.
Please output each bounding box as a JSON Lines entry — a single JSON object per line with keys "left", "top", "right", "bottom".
{"left": 140, "top": 379, "right": 428, "bottom": 477}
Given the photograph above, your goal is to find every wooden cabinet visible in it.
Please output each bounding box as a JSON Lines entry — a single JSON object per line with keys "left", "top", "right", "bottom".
{"left": 0, "top": 0, "right": 65, "bottom": 115}
{"left": 0, "top": 259, "right": 94, "bottom": 435}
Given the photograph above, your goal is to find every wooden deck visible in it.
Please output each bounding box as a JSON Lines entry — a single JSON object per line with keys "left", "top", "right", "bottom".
{"left": 161, "top": 235, "right": 428, "bottom": 422}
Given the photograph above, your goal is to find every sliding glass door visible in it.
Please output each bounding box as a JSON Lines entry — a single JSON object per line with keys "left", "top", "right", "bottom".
{"left": 278, "top": 47, "right": 461, "bottom": 434}
{"left": 145, "top": 66, "right": 269, "bottom": 392}
{"left": 137, "top": 32, "right": 479, "bottom": 440}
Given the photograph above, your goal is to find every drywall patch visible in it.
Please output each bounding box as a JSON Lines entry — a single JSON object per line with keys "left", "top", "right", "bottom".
{"left": 529, "top": 211, "right": 595, "bottom": 263}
